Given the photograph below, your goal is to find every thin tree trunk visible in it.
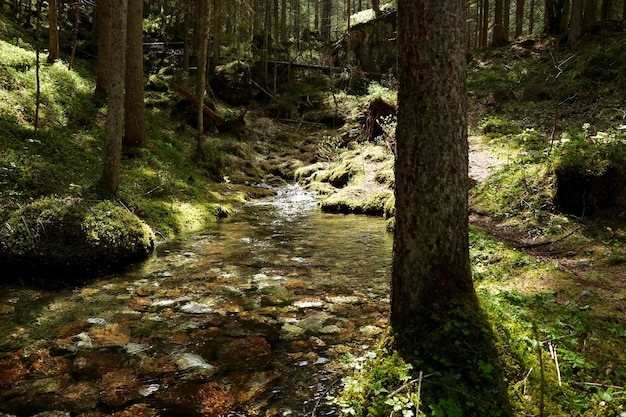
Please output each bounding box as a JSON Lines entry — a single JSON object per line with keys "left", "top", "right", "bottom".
{"left": 95, "top": 0, "right": 112, "bottom": 98}
{"left": 47, "top": 0, "right": 59, "bottom": 63}
{"left": 601, "top": 0, "right": 613, "bottom": 19}
{"left": 35, "top": 0, "right": 41, "bottom": 135}
{"left": 102, "top": 0, "right": 127, "bottom": 195}
{"left": 529, "top": 0, "right": 536, "bottom": 34}
{"left": 196, "top": 0, "right": 209, "bottom": 159}
{"left": 568, "top": 0, "right": 583, "bottom": 45}
{"left": 515, "top": 0, "right": 525, "bottom": 38}
{"left": 583, "top": 0, "right": 596, "bottom": 33}
{"left": 281, "top": 0, "right": 287, "bottom": 43}
{"left": 504, "top": 0, "right": 511, "bottom": 39}
{"left": 481, "top": 0, "right": 489, "bottom": 47}
{"left": 124, "top": 0, "right": 146, "bottom": 148}
{"left": 182, "top": 3, "right": 190, "bottom": 89}
{"left": 493, "top": 0, "right": 507, "bottom": 45}
{"left": 68, "top": 0, "right": 80, "bottom": 69}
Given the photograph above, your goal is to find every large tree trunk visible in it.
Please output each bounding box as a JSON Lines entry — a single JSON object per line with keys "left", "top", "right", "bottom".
{"left": 393, "top": 2, "right": 511, "bottom": 412}
{"left": 95, "top": 0, "right": 112, "bottom": 98}
{"left": 393, "top": 0, "right": 475, "bottom": 332}
{"left": 47, "top": 0, "right": 59, "bottom": 63}
{"left": 102, "top": 0, "right": 127, "bottom": 195}
{"left": 124, "top": 0, "right": 146, "bottom": 148}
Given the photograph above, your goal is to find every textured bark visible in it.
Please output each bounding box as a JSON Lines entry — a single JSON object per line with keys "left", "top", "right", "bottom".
{"left": 95, "top": 0, "right": 112, "bottom": 98}
{"left": 47, "top": 0, "right": 59, "bottom": 63}
{"left": 102, "top": 0, "right": 127, "bottom": 195}
{"left": 392, "top": 0, "right": 477, "bottom": 329}
{"left": 124, "top": 0, "right": 146, "bottom": 148}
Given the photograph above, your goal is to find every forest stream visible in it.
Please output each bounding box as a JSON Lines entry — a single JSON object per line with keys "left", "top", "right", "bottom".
{"left": 0, "top": 184, "right": 393, "bottom": 417}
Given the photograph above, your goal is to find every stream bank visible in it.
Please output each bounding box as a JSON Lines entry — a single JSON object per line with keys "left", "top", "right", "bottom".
{"left": 0, "top": 185, "right": 392, "bottom": 417}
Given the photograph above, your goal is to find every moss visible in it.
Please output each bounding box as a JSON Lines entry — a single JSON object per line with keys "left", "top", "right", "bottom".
{"left": 0, "top": 197, "right": 154, "bottom": 274}
{"left": 321, "top": 188, "right": 392, "bottom": 216}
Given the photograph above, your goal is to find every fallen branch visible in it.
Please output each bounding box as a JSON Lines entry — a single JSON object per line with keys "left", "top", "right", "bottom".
{"left": 169, "top": 81, "right": 225, "bottom": 126}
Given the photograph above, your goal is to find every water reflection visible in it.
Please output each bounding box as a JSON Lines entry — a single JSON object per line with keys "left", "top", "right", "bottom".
{"left": 0, "top": 185, "right": 392, "bottom": 416}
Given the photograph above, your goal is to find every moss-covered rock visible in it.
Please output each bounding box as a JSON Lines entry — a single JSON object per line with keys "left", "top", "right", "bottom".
{"left": 212, "top": 60, "right": 252, "bottom": 105}
{"left": 0, "top": 196, "right": 154, "bottom": 274}
{"left": 321, "top": 187, "right": 393, "bottom": 216}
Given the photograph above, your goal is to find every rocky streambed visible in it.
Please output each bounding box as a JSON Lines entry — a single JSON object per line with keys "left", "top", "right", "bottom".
{"left": 0, "top": 185, "right": 392, "bottom": 416}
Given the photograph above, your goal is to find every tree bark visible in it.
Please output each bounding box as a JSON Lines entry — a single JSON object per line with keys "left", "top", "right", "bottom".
{"left": 47, "top": 0, "right": 59, "bottom": 63}
{"left": 196, "top": 0, "right": 209, "bottom": 158}
{"left": 102, "top": 0, "right": 127, "bottom": 195}
{"left": 529, "top": 0, "right": 536, "bottom": 33}
{"left": 393, "top": 0, "right": 476, "bottom": 330}
{"left": 481, "top": 0, "right": 489, "bottom": 47}
{"left": 124, "top": 0, "right": 146, "bottom": 148}
{"left": 393, "top": 3, "right": 511, "bottom": 412}
{"left": 281, "top": 0, "right": 287, "bottom": 43}
{"left": 568, "top": 0, "right": 583, "bottom": 46}
{"left": 515, "top": 0, "right": 525, "bottom": 38}
{"left": 583, "top": 0, "right": 596, "bottom": 33}
{"left": 601, "top": 0, "right": 613, "bottom": 19}
{"left": 492, "top": 0, "right": 508, "bottom": 45}
{"left": 95, "top": 0, "right": 112, "bottom": 98}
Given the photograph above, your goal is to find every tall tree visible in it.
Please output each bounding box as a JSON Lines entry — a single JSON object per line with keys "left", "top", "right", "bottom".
{"left": 601, "top": 0, "right": 613, "bottom": 19}
{"left": 47, "top": 0, "right": 59, "bottom": 63}
{"left": 123, "top": 0, "right": 146, "bottom": 148}
{"left": 393, "top": 0, "right": 510, "bottom": 413}
{"left": 515, "top": 0, "right": 526, "bottom": 38}
{"left": 102, "top": 0, "right": 127, "bottom": 195}
{"left": 544, "top": 0, "right": 565, "bottom": 34}
{"left": 95, "top": 0, "right": 112, "bottom": 98}
{"left": 493, "top": 0, "right": 508, "bottom": 45}
{"left": 196, "top": 0, "right": 210, "bottom": 158}
{"left": 568, "top": 0, "right": 583, "bottom": 46}
{"left": 481, "top": 0, "right": 489, "bottom": 47}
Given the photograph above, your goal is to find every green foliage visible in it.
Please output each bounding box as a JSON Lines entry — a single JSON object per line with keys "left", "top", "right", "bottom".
{"left": 551, "top": 125, "right": 626, "bottom": 176}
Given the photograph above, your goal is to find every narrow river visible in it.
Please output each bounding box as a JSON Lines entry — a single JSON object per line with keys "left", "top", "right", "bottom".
{"left": 0, "top": 185, "right": 392, "bottom": 417}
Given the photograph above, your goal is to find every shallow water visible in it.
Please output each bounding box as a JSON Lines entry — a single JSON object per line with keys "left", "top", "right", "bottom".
{"left": 0, "top": 185, "right": 392, "bottom": 416}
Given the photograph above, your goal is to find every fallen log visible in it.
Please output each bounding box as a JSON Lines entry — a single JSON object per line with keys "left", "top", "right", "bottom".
{"left": 169, "top": 81, "right": 225, "bottom": 126}
{"left": 264, "top": 60, "right": 383, "bottom": 78}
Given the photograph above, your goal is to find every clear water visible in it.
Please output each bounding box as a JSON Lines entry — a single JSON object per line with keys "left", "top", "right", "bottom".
{"left": 0, "top": 185, "right": 392, "bottom": 416}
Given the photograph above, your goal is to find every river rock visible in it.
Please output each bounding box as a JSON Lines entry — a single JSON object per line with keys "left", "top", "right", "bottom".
{"left": 174, "top": 352, "right": 216, "bottom": 375}
{"left": 231, "top": 370, "right": 278, "bottom": 405}
{"left": 260, "top": 284, "right": 294, "bottom": 306}
{"left": 217, "top": 336, "right": 272, "bottom": 371}
{"left": 280, "top": 323, "right": 306, "bottom": 341}
{"left": 298, "top": 312, "right": 333, "bottom": 334}
{"left": 156, "top": 381, "right": 235, "bottom": 416}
